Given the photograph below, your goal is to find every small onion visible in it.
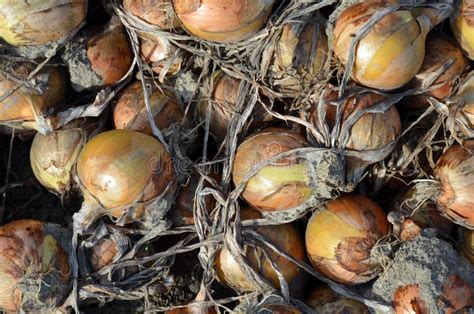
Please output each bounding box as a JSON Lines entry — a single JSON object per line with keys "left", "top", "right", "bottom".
{"left": 0, "top": 0, "right": 87, "bottom": 46}
{"left": 305, "top": 195, "right": 390, "bottom": 285}
{"left": 433, "top": 141, "right": 474, "bottom": 228}
{"left": 215, "top": 207, "right": 305, "bottom": 292}
{"left": 173, "top": 0, "right": 275, "bottom": 43}
{"left": 451, "top": 0, "right": 474, "bottom": 59}
{"left": 124, "top": 0, "right": 181, "bottom": 30}
{"left": 306, "top": 285, "right": 369, "bottom": 313}
{"left": 140, "top": 34, "right": 182, "bottom": 76}
{"left": 333, "top": 2, "right": 431, "bottom": 90}
{"left": 232, "top": 128, "right": 312, "bottom": 212}
{"left": 89, "top": 238, "right": 119, "bottom": 272}
{"left": 393, "top": 284, "right": 428, "bottom": 314}
{"left": 114, "top": 81, "right": 183, "bottom": 135}
{"left": 0, "top": 220, "right": 71, "bottom": 313}
{"left": 460, "top": 228, "right": 474, "bottom": 264}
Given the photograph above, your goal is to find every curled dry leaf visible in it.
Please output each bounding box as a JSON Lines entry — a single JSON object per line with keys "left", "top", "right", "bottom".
{"left": 438, "top": 274, "right": 474, "bottom": 312}
{"left": 393, "top": 284, "right": 429, "bottom": 314}
{"left": 449, "top": 73, "right": 474, "bottom": 138}
{"left": 451, "top": 0, "right": 474, "bottom": 59}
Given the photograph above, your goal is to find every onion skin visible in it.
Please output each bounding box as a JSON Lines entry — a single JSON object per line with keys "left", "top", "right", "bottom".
{"left": 306, "top": 285, "right": 369, "bottom": 313}
{"left": 166, "top": 307, "right": 216, "bottom": 314}
{"left": 438, "top": 274, "right": 474, "bottom": 312}
{"left": 460, "top": 229, "right": 474, "bottom": 264}
{"left": 451, "top": 75, "right": 474, "bottom": 137}
{"left": 124, "top": 0, "right": 181, "bottom": 30}
{"left": 256, "top": 304, "right": 302, "bottom": 313}
{"left": 232, "top": 128, "right": 312, "bottom": 212}
{"left": 305, "top": 195, "right": 389, "bottom": 285}
{"left": 140, "top": 34, "right": 182, "bottom": 76}
{"left": 0, "top": 0, "right": 87, "bottom": 46}
{"left": 77, "top": 130, "right": 174, "bottom": 217}
{"left": 393, "top": 284, "right": 428, "bottom": 314}
{"left": 173, "top": 0, "right": 275, "bottom": 43}
{"left": 90, "top": 239, "right": 119, "bottom": 272}
{"left": 114, "top": 81, "right": 183, "bottom": 135}
{"left": 451, "top": 0, "right": 474, "bottom": 60}
{"left": 0, "top": 220, "right": 71, "bottom": 313}
{"left": 334, "top": 2, "right": 431, "bottom": 90}
{"left": 433, "top": 141, "right": 474, "bottom": 228}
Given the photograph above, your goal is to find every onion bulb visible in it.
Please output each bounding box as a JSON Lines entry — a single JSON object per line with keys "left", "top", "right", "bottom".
{"left": 172, "top": 0, "right": 275, "bottom": 43}
{"left": 89, "top": 238, "right": 120, "bottom": 272}
{"left": 0, "top": 220, "right": 71, "bottom": 313}
{"left": 433, "top": 141, "right": 474, "bottom": 228}
{"left": 333, "top": 2, "right": 432, "bottom": 90}
{"left": 0, "top": 0, "right": 87, "bottom": 46}
{"left": 215, "top": 207, "right": 305, "bottom": 292}
{"left": 305, "top": 195, "right": 389, "bottom": 285}
{"left": 232, "top": 128, "right": 312, "bottom": 212}
{"left": 451, "top": 0, "right": 474, "bottom": 59}
{"left": 114, "top": 81, "right": 183, "bottom": 135}
{"left": 393, "top": 284, "right": 428, "bottom": 314}
{"left": 306, "top": 285, "right": 369, "bottom": 313}
{"left": 124, "top": 0, "right": 181, "bottom": 30}
{"left": 76, "top": 129, "right": 175, "bottom": 223}
{"left": 460, "top": 229, "right": 474, "bottom": 264}
{"left": 140, "top": 34, "right": 182, "bottom": 76}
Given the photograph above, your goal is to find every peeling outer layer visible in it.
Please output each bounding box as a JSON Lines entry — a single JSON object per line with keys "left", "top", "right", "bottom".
{"left": 446, "top": 72, "right": 474, "bottom": 139}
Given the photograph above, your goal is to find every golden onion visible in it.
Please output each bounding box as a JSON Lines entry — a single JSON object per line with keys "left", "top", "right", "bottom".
{"left": 232, "top": 128, "right": 312, "bottom": 212}
{"left": 460, "top": 229, "right": 474, "bottom": 264}
{"left": 451, "top": 0, "right": 474, "bottom": 60}
{"left": 140, "top": 34, "right": 182, "bottom": 76}
{"left": 306, "top": 285, "right": 369, "bottom": 313}
{"left": 124, "top": 0, "right": 181, "bottom": 30}
{"left": 305, "top": 195, "right": 389, "bottom": 285}
{"left": 0, "top": 220, "right": 71, "bottom": 313}
{"left": 113, "top": 81, "right": 183, "bottom": 135}
{"left": 333, "top": 2, "right": 431, "bottom": 90}
{"left": 215, "top": 207, "right": 305, "bottom": 292}
{"left": 172, "top": 0, "right": 275, "bottom": 43}
{"left": 0, "top": 0, "right": 87, "bottom": 46}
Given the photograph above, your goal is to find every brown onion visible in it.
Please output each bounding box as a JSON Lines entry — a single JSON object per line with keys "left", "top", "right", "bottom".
{"left": 232, "top": 128, "right": 312, "bottom": 212}
{"left": 451, "top": 0, "right": 474, "bottom": 59}
{"left": 0, "top": 0, "right": 86, "bottom": 46}
{"left": 173, "top": 0, "right": 275, "bottom": 43}
{"left": 438, "top": 274, "right": 474, "bottom": 312}
{"left": 460, "top": 229, "right": 474, "bottom": 264}
{"left": 114, "top": 81, "right": 183, "bottom": 135}
{"left": 305, "top": 195, "right": 390, "bottom": 285}
{"left": 0, "top": 220, "right": 71, "bottom": 313}
{"left": 393, "top": 284, "right": 428, "bottom": 314}
{"left": 433, "top": 141, "right": 474, "bottom": 228}
{"left": 215, "top": 207, "right": 305, "bottom": 291}
{"left": 306, "top": 285, "right": 369, "bottom": 313}
{"left": 334, "top": 2, "right": 431, "bottom": 90}
{"left": 140, "top": 34, "right": 182, "bottom": 76}
{"left": 124, "top": 0, "right": 181, "bottom": 30}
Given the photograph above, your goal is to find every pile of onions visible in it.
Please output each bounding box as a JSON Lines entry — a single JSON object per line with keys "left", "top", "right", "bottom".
{"left": 113, "top": 81, "right": 183, "bottom": 135}
{"left": 460, "top": 228, "right": 474, "bottom": 264}
{"left": 124, "top": 0, "right": 181, "bottom": 30}
{"left": 451, "top": 0, "right": 474, "bottom": 59}
{"left": 215, "top": 207, "right": 305, "bottom": 291}
{"left": 232, "top": 128, "right": 312, "bottom": 212}
{"left": 0, "top": 220, "right": 71, "bottom": 313}
{"left": 305, "top": 285, "right": 369, "bottom": 313}
{"left": 0, "top": 0, "right": 87, "bottom": 46}
{"left": 433, "top": 141, "right": 474, "bottom": 228}
{"left": 172, "top": 0, "right": 275, "bottom": 43}
{"left": 333, "top": 2, "right": 432, "bottom": 90}
{"left": 76, "top": 129, "right": 175, "bottom": 225}
{"left": 140, "top": 34, "right": 182, "bottom": 76}
{"left": 305, "top": 195, "right": 389, "bottom": 285}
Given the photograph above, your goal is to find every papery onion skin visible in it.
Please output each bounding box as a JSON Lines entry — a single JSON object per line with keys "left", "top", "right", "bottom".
{"left": 0, "top": 0, "right": 87, "bottom": 46}
{"left": 166, "top": 306, "right": 217, "bottom": 314}
{"left": 438, "top": 274, "right": 474, "bottom": 312}
{"left": 114, "top": 81, "right": 183, "bottom": 135}
{"left": 333, "top": 2, "right": 431, "bottom": 90}
{"left": 124, "top": 0, "right": 181, "bottom": 30}
{"left": 433, "top": 141, "right": 474, "bottom": 228}
{"left": 215, "top": 208, "right": 305, "bottom": 292}
{"left": 173, "top": 0, "right": 275, "bottom": 43}
{"left": 76, "top": 130, "right": 174, "bottom": 217}
{"left": 451, "top": 0, "right": 474, "bottom": 60}
{"left": 90, "top": 239, "right": 119, "bottom": 272}
{"left": 393, "top": 284, "right": 429, "bottom": 314}
{"left": 140, "top": 34, "right": 182, "bottom": 76}
{"left": 232, "top": 128, "right": 312, "bottom": 212}
{"left": 306, "top": 285, "right": 369, "bottom": 313}
{"left": 305, "top": 195, "right": 389, "bottom": 285}
{"left": 460, "top": 229, "right": 474, "bottom": 264}
{"left": 0, "top": 220, "right": 71, "bottom": 313}
{"left": 451, "top": 75, "right": 474, "bottom": 137}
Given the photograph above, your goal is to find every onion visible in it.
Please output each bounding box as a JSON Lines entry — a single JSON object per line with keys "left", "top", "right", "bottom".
{"left": 113, "top": 81, "right": 183, "bottom": 135}
{"left": 306, "top": 285, "right": 369, "bottom": 313}
{"left": 333, "top": 2, "right": 432, "bottom": 90}
{"left": 410, "top": 203, "right": 454, "bottom": 236}
{"left": 393, "top": 284, "right": 428, "bottom": 314}
{"left": 140, "top": 34, "right": 182, "bottom": 76}
{"left": 460, "top": 228, "right": 474, "bottom": 264}
{"left": 215, "top": 207, "right": 305, "bottom": 291}
{"left": 124, "top": 0, "right": 181, "bottom": 30}
{"left": 305, "top": 195, "right": 389, "bottom": 285}
{"left": 433, "top": 141, "right": 474, "bottom": 228}
{"left": 232, "top": 128, "right": 312, "bottom": 212}
{"left": 172, "top": 0, "right": 275, "bottom": 43}
{"left": 451, "top": 0, "right": 474, "bottom": 60}
{"left": 89, "top": 238, "right": 119, "bottom": 272}
{"left": 166, "top": 306, "right": 216, "bottom": 314}
{"left": 438, "top": 274, "right": 474, "bottom": 312}
{"left": 0, "top": 0, "right": 87, "bottom": 46}
{"left": 0, "top": 220, "right": 71, "bottom": 313}
{"left": 256, "top": 304, "right": 301, "bottom": 313}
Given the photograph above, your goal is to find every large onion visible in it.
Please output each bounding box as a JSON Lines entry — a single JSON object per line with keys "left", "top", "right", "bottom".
{"left": 460, "top": 228, "right": 474, "bottom": 264}
{"left": 306, "top": 285, "right": 369, "bottom": 313}
{"left": 0, "top": 0, "right": 87, "bottom": 46}
{"left": 333, "top": 2, "right": 431, "bottom": 90}
{"left": 232, "top": 128, "right": 312, "bottom": 212}
{"left": 305, "top": 195, "right": 389, "bottom": 285}
{"left": 451, "top": 0, "right": 474, "bottom": 59}
{"left": 114, "top": 81, "right": 183, "bottom": 135}
{"left": 0, "top": 220, "right": 71, "bottom": 313}
{"left": 215, "top": 207, "right": 305, "bottom": 292}
{"left": 172, "top": 0, "right": 275, "bottom": 43}
{"left": 124, "top": 0, "right": 181, "bottom": 30}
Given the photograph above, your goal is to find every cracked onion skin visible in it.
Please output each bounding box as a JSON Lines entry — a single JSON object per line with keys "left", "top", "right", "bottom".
{"left": 451, "top": 0, "right": 474, "bottom": 59}
{"left": 305, "top": 195, "right": 389, "bottom": 285}
{"left": 173, "top": 0, "right": 275, "bottom": 43}
{"left": 434, "top": 141, "right": 474, "bottom": 228}
{"left": 0, "top": 0, "right": 87, "bottom": 46}
{"left": 334, "top": 2, "right": 431, "bottom": 90}
{"left": 232, "top": 128, "right": 312, "bottom": 212}
{"left": 124, "top": 0, "right": 181, "bottom": 30}
{"left": 0, "top": 220, "right": 71, "bottom": 313}
{"left": 306, "top": 285, "right": 369, "bottom": 313}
